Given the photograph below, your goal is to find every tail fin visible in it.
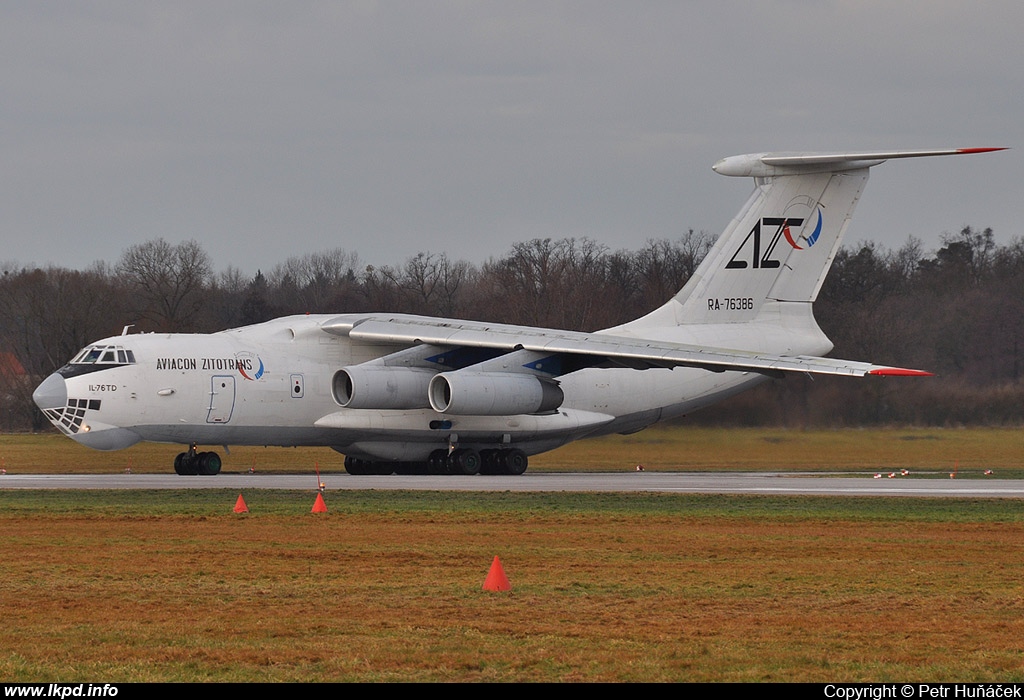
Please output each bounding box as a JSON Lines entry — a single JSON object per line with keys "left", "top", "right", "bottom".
{"left": 627, "top": 148, "right": 1005, "bottom": 329}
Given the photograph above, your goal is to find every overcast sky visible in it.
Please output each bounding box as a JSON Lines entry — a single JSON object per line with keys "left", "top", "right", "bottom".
{"left": 2, "top": 1, "right": 1021, "bottom": 277}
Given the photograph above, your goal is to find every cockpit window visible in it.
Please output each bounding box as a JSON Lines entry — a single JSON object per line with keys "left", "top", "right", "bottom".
{"left": 70, "top": 345, "right": 137, "bottom": 366}
{"left": 59, "top": 343, "right": 137, "bottom": 379}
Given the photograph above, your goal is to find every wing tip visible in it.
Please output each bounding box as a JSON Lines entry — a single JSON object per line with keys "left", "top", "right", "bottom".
{"left": 868, "top": 368, "right": 934, "bottom": 377}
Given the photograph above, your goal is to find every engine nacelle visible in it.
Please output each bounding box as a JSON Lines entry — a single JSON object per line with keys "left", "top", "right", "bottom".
{"left": 333, "top": 366, "right": 435, "bottom": 409}
{"left": 428, "top": 371, "right": 563, "bottom": 415}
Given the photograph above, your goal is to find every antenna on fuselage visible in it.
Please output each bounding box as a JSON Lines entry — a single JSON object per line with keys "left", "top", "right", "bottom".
{"left": 121, "top": 325, "right": 134, "bottom": 336}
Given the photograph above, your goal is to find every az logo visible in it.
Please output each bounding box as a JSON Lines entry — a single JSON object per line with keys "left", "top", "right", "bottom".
{"left": 726, "top": 208, "right": 824, "bottom": 270}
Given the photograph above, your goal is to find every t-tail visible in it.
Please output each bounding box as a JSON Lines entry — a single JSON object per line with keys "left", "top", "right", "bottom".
{"left": 620, "top": 148, "right": 1006, "bottom": 332}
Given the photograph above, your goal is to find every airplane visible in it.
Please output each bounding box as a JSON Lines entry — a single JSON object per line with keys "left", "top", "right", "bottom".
{"left": 32, "top": 147, "right": 1005, "bottom": 475}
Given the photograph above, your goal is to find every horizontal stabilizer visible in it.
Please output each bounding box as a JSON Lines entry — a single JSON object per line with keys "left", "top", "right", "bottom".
{"left": 713, "top": 147, "right": 1007, "bottom": 178}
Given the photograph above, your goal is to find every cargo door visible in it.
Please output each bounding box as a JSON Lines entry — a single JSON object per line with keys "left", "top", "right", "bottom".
{"left": 207, "top": 375, "right": 236, "bottom": 424}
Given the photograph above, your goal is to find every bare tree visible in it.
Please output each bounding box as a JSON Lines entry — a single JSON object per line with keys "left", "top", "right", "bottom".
{"left": 116, "top": 239, "right": 213, "bottom": 332}
{"left": 238, "top": 270, "right": 277, "bottom": 326}
{"left": 633, "top": 231, "right": 714, "bottom": 312}
{"left": 202, "top": 265, "right": 250, "bottom": 330}
{"left": 267, "top": 248, "right": 360, "bottom": 313}
{"left": 481, "top": 238, "right": 576, "bottom": 327}
{"left": 392, "top": 252, "right": 472, "bottom": 316}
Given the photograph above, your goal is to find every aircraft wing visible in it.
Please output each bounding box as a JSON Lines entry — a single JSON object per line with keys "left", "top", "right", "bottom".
{"left": 321, "top": 316, "right": 930, "bottom": 378}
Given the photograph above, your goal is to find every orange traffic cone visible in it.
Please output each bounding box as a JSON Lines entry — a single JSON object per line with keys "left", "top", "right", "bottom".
{"left": 233, "top": 493, "right": 248, "bottom": 513}
{"left": 311, "top": 492, "right": 328, "bottom": 513}
{"left": 483, "top": 555, "right": 511, "bottom": 591}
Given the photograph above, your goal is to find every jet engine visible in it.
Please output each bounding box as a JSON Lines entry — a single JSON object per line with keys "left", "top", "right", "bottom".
{"left": 333, "top": 366, "right": 435, "bottom": 409}
{"left": 428, "top": 371, "right": 563, "bottom": 415}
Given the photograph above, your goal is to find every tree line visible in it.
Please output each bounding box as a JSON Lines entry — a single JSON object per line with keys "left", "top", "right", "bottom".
{"left": 2, "top": 226, "right": 1021, "bottom": 430}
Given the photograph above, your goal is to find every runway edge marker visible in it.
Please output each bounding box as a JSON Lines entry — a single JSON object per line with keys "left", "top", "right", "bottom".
{"left": 483, "top": 556, "right": 511, "bottom": 592}
{"left": 311, "top": 492, "right": 328, "bottom": 513}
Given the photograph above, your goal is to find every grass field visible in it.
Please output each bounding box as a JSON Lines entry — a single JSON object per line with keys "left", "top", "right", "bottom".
{"left": 0, "top": 489, "right": 1022, "bottom": 682}
{"left": 2, "top": 427, "right": 1023, "bottom": 682}
{"left": 3, "top": 425, "right": 1024, "bottom": 475}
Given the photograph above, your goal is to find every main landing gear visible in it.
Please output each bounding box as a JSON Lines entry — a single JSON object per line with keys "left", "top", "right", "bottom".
{"left": 174, "top": 443, "right": 222, "bottom": 475}
{"left": 344, "top": 448, "right": 528, "bottom": 476}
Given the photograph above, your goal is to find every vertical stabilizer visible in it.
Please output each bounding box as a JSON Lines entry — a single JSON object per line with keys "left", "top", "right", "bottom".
{"left": 620, "top": 148, "right": 1006, "bottom": 330}
{"left": 672, "top": 167, "right": 867, "bottom": 324}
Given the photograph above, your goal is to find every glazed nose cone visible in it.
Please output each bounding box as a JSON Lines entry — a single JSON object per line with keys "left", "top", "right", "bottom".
{"left": 33, "top": 372, "right": 68, "bottom": 410}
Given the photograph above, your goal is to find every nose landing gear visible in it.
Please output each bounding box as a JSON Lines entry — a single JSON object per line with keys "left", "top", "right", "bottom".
{"left": 173, "top": 443, "right": 222, "bottom": 475}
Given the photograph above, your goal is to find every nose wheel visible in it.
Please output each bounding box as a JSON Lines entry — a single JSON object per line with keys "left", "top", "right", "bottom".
{"left": 173, "top": 444, "right": 222, "bottom": 475}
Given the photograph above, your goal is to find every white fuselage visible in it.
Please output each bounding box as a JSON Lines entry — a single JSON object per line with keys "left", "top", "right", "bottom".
{"left": 37, "top": 311, "right": 818, "bottom": 462}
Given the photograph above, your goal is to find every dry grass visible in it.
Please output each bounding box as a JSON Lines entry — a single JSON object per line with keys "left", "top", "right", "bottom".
{"left": 0, "top": 490, "right": 1022, "bottom": 682}
{"left": 532, "top": 425, "right": 1024, "bottom": 473}
{"left": 3, "top": 425, "right": 1024, "bottom": 475}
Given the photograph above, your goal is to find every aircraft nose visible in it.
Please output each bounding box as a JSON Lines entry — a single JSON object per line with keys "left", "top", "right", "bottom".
{"left": 33, "top": 372, "right": 68, "bottom": 411}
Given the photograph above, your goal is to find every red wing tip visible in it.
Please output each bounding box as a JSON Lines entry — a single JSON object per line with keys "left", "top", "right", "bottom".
{"left": 957, "top": 147, "right": 1009, "bottom": 154}
{"left": 869, "top": 368, "right": 934, "bottom": 377}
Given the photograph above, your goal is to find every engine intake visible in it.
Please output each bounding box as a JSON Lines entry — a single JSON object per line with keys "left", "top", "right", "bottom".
{"left": 333, "top": 366, "right": 435, "bottom": 409}
{"left": 428, "top": 371, "right": 563, "bottom": 415}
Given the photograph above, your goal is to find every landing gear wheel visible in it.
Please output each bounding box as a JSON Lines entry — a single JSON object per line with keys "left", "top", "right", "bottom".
{"left": 173, "top": 445, "right": 220, "bottom": 475}
{"left": 371, "top": 461, "right": 395, "bottom": 475}
{"left": 173, "top": 452, "right": 191, "bottom": 475}
{"left": 394, "top": 461, "right": 428, "bottom": 475}
{"left": 343, "top": 457, "right": 395, "bottom": 475}
{"left": 428, "top": 450, "right": 449, "bottom": 475}
{"left": 479, "top": 450, "right": 500, "bottom": 475}
{"left": 503, "top": 449, "right": 528, "bottom": 475}
{"left": 198, "top": 451, "right": 221, "bottom": 475}
{"left": 450, "top": 448, "right": 481, "bottom": 476}
{"left": 344, "top": 456, "right": 368, "bottom": 475}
